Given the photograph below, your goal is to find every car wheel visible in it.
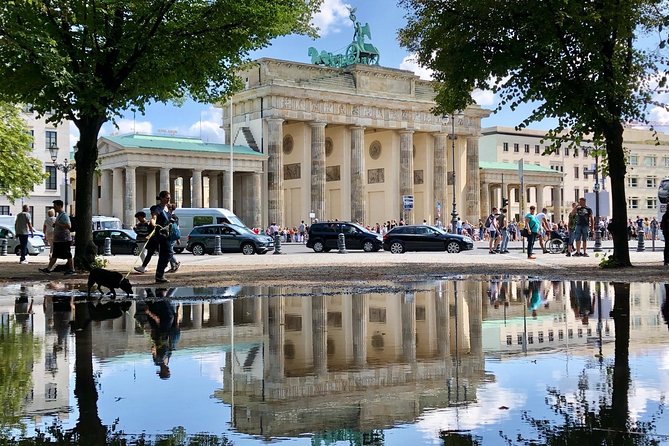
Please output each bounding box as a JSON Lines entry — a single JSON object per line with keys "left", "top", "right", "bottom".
{"left": 446, "top": 241, "right": 461, "bottom": 253}
{"left": 191, "top": 243, "right": 205, "bottom": 256}
{"left": 362, "top": 241, "right": 375, "bottom": 252}
{"left": 174, "top": 247, "right": 184, "bottom": 254}
{"left": 14, "top": 246, "right": 20, "bottom": 256}
{"left": 241, "top": 243, "right": 256, "bottom": 255}
{"left": 313, "top": 240, "right": 325, "bottom": 253}
{"left": 132, "top": 245, "right": 141, "bottom": 256}
{"left": 389, "top": 241, "right": 405, "bottom": 254}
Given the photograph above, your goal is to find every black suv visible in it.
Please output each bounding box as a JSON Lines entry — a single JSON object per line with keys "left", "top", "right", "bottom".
{"left": 186, "top": 223, "right": 274, "bottom": 255}
{"left": 306, "top": 222, "right": 382, "bottom": 252}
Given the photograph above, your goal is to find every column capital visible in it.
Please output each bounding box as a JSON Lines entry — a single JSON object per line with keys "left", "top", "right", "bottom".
{"left": 265, "top": 117, "right": 285, "bottom": 124}
{"left": 309, "top": 121, "right": 327, "bottom": 129}
{"left": 399, "top": 129, "right": 415, "bottom": 135}
{"left": 350, "top": 125, "right": 366, "bottom": 131}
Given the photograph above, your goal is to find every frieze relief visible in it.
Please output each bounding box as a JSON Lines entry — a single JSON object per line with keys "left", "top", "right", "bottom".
{"left": 271, "top": 95, "right": 455, "bottom": 126}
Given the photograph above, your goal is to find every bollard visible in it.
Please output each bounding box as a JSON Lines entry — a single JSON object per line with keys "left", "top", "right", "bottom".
{"left": 337, "top": 232, "right": 347, "bottom": 254}
{"left": 103, "top": 237, "right": 112, "bottom": 256}
{"left": 651, "top": 229, "right": 656, "bottom": 252}
{"left": 273, "top": 233, "right": 282, "bottom": 254}
{"left": 636, "top": 230, "right": 645, "bottom": 252}
{"left": 214, "top": 235, "right": 222, "bottom": 255}
{"left": 0, "top": 238, "right": 7, "bottom": 256}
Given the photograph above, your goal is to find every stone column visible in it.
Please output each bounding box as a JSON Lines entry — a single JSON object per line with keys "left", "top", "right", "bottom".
{"left": 123, "top": 166, "right": 136, "bottom": 228}
{"left": 222, "top": 170, "right": 232, "bottom": 210}
{"left": 536, "top": 185, "right": 544, "bottom": 210}
{"left": 267, "top": 118, "right": 284, "bottom": 225}
{"left": 350, "top": 126, "right": 366, "bottom": 224}
{"left": 435, "top": 283, "right": 450, "bottom": 360}
{"left": 209, "top": 173, "right": 220, "bottom": 208}
{"left": 159, "top": 167, "right": 170, "bottom": 194}
{"left": 100, "top": 169, "right": 112, "bottom": 216}
{"left": 465, "top": 137, "right": 481, "bottom": 224}
{"left": 310, "top": 122, "right": 327, "bottom": 221}
{"left": 399, "top": 129, "right": 414, "bottom": 224}
{"left": 311, "top": 292, "right": 327, "bottom": 376}
{"left": 112, "top": 167, "right": 123, "bottom": 219}
{"left": 182, "top": 176, "right": 191, "bottom": 207}
{"left": 250, "top": 173, "right": 262, "bottom": 228}
{"left": 466, "top": 282, "right": 483, "bottom": 370}
{"left": 145, "top": 170, "right": 157, "bottom": 208}
{"left": 553, "top": 185, "right": 562, "bottom": 220}
{"left": 401, "top": 291, "right": 416, "bottom": 363}
{"left": 267, "top": 289, "right": 285, "bottom": 382}
{"left": 352, "top": 293, "right": 368, "bottom": 367}
{"left": 433, "top": 133, "right": 447, "bottom": 223}
{"left": 192, "top": 169, "right": 203, "bottom": 208}
{"left": 480, "top": 182, "right": 490, "bottom": 218}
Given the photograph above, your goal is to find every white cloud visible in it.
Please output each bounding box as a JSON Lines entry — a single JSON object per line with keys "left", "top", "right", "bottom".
{"left": 100, "top": 118, "right": 153, "bottom": 136}
{"left": 647, "top": 105, "right": 669, "bottom": 125}
{"left": 185, "top": 106, "right": 224, "bottom": 143}
{"left": 400, "top": 54, "right": 434, "bottom": 80}
{"left": 69, "top": 122, "right": 80, "bottom": 149}
{"left": 472, "top": 89, "right": 496, "bottom": 106}
{"left": 311, "top": 0, "right": 352, "bottom": 36}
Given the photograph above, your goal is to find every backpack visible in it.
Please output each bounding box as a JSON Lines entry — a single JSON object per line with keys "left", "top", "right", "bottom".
{"left": 484, "top": 214, "right": 495, "bottom": 228}
{"left": 168, "top": 223, "right": 181, "bottom": 242}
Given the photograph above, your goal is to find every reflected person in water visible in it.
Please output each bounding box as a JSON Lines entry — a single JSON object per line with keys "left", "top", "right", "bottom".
{"left": 144, "top": 288, "right": 181, "bottom": 379}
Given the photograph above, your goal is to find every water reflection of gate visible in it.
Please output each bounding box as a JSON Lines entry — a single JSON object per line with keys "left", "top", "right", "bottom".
{"left": 215, "top": 281, "right": 489, "bottom": 438}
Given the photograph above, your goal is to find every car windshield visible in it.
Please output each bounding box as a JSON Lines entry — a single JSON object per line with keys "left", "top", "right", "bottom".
{"left": 350, "top": 223, "right": 370, "bottom": 233}
{"left": 433, "top": 226, "right": 448, "bottom": 234}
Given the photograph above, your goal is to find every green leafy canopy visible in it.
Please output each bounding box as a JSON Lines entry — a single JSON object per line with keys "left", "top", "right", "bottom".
{"left": 0, "top": 102, "right": 47, "bottom": 203}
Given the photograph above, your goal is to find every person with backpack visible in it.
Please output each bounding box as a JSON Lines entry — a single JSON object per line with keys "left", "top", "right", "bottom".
{"left": 486, "top": 207, "right": 499, "bottom": 254}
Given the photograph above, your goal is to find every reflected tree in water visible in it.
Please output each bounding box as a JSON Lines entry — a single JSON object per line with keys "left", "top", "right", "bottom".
{"left": 0, "top": 322, "right": 40, "bottom": 431}
{"left": 440, "top": 430, "right": 482, "bottom": 445}
{"left": 502, "top": 283, "right": 666, "bottom": 445}
{"left": 311, "top": 429, "right": 384, "bottom": 446}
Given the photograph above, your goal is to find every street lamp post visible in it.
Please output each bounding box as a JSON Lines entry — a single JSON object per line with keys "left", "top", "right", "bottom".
{"left": 593, "top": 153, "right": 602, "bottom": 252}
{"left": 48, "top": 146, "right": 76, "bottom": 213}
{"left": 449, "top": 113, "right": 460, "bottom": 233}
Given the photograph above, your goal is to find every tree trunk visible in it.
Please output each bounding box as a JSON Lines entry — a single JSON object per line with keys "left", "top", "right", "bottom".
{"left": 610, "top": 282, "right": 630, "bottom": 437}
{"left": 604, "top": 121, "right": 631, "bottom": 267}
{"left": 73, "top": 118, "right": 106, "bottom": 270}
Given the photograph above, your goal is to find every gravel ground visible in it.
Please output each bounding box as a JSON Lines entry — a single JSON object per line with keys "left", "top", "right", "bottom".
{"left": 0, "top": 240, "right": 667, "bottom": 288}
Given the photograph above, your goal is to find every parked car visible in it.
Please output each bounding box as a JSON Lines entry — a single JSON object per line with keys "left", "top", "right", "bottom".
{"left": 0, "top": 215, "right": 46, "bottom": 239}
{"left": 0, "top": 224, "right": 46, "bottom": 256}
{"left": 306, "top": 221, "right": 383, "bottom": 252}
{"left": 186, "top": 223, "right": 274, "bottom": 255}
{"left": 383, "top": 225, "right": 474, "bottom": 253}
{"left": 93, "top": 229, "right": 141, "bottom": 256}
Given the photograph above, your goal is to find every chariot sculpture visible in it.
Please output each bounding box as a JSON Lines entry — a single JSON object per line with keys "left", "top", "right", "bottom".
{"left": 308, "top": 7, "right": 380, "bottom": 68}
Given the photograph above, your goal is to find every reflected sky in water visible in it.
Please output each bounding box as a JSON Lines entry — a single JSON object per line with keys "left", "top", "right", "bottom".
{"left": 1, "top": 279, "right": 668, "bottom": 445}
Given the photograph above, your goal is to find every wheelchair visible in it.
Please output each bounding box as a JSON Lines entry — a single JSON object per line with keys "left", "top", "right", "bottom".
{"left": 547, "top": 230, "right": 570, "bottom": 254}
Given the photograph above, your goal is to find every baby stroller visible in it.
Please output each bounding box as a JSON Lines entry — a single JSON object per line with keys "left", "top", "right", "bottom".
{"left": 548, "top": 228, "right": 570, "bottom": 254}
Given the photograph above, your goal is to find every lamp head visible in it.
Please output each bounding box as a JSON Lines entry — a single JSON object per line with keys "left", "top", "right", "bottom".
{"left": 48, "top": 146, "right": 59, "bottom": 163}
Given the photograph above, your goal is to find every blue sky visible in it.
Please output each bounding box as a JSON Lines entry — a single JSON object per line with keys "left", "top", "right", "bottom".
{"left": 80, "top": 0, "right": 548, "bottom": 147}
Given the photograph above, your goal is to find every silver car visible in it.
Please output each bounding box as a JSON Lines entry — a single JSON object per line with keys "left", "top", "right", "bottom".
{"left": 0, "top": 224, "right": 46, "bottom": 256}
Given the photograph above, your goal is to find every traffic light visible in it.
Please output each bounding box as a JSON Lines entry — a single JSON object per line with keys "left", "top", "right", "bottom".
{"left": 502, "top": 198, "right": 509, "bottom": 208}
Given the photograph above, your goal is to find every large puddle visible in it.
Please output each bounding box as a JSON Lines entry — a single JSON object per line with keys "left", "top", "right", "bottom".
{"left": 1, "top": 279, "right": 668, "bottom": 444}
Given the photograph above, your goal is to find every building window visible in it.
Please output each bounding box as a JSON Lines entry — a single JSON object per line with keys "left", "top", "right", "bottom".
{"left": 644, "top": 156, "right": 657, "bottom": 167}
{"left": 560, "top": 165, "right": 564, "bottom": 172}
{"left": 664, "top": 156, "right": 669, "bottom": 167}
{"left": 581, "top": 148, "right": 588, "bottom": 157}
{"left": 46, "top": 166, "right": 57, "bottom": 190}
{"left": 575, "top": 188, "right": 580, "bottom": 202}
{"left": 0, "top": 206, "right": 9, "bottom": 215}
{"left": 564, "top": 147, "right": 570, "bottom": 156}
{"left": 503, "top": 142, "right": 509, "bottom": 152}
{"left": 534, "top": 144, "right": 540, "bottom": 154}
{"left": 646, "top": 177, "right": 657, "bottom": 188}
{"left": 628, "top": 176, "right": 638, "bottom": 188}
{"left": 513, "top": 143, "right": 519, "bottom": 153}
{"left": 629, "top": 155, "right": 638, "bottom": 166}
{"left": 583, "top": 166, "right": 590, "bottom": 179}
{"left": 574, "top": 149, "right": 579, "bottom": 157}
{"left": 647, "top": 197, "right": 657, "bottom": 209}
{"left": 628, "top": 198, "right": 639, "bottom": 209}
{"left": 555, "top": 147, "right": 560, "bottom": 156}
{"left": 26, "top": 129, "right": 34, "bottom": 148}
{"left": 524, "top": 144, "right": 530, "bottom": 153}
{"left": 506, "top": 335, "right": 512, "bottom": 346}
{"left": 45, "top": 130, "right": 57, "bottom": 149}
{"left": 574, "top": 166, "right": 579, "bottom": 179}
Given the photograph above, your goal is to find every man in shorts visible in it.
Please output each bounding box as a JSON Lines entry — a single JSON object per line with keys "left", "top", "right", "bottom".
{"left": 573, "top": 197, "right": 594, "bottom": 257}
{"left": 39, "top": 200, "right": 75, "bottom": 275}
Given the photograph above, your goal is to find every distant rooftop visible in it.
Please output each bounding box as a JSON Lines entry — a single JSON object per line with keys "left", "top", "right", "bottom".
{"left": 102, "top": 133, "right": 263, "bottom": 156}
{"left": 480, "top": 161, "right": 557, "bottom": 173}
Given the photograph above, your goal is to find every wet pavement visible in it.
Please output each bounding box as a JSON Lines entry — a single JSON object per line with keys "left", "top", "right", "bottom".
{"left": 0, "top": 279, "right": 668, "bottom": 444}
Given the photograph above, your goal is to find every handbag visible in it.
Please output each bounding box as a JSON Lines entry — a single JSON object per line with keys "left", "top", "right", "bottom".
{"left": 521, "top": 227, "right": 530, "bottom": 238}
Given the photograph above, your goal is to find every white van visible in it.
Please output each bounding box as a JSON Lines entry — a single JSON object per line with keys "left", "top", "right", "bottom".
{"left": 141, "top": 207, "right": 247, "bottom": 253}
{"left": 92, "top": 216, "right": 122, "bottom": 231}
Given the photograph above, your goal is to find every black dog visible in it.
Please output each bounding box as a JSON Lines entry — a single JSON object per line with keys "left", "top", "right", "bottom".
{"left": 87, "top": 268, "right": 133, "bottom": 298}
